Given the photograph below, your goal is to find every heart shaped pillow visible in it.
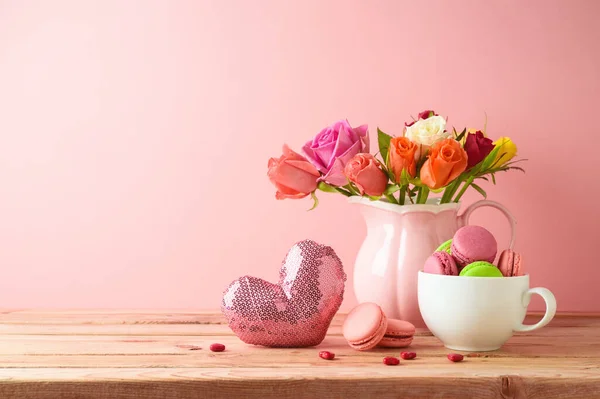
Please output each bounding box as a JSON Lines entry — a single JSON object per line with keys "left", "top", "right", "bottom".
{"left": 221, "top": 240, "right": 346, "bottom": 347}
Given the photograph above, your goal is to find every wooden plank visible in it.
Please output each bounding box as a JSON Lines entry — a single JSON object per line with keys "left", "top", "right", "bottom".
{"left": 1, "top": 322, "right": 598, "bottom": 337}
{"left": 0, "top": 368, "right": 599, "bottom": 399}
{"left": 0, "top": 334, "right": 598, "bottom": 366}
{"left": 0, "top": 353, "right": 598, "bottom": 368}
{"left": 0, "top": 311, "right": 599, "bottom": 398}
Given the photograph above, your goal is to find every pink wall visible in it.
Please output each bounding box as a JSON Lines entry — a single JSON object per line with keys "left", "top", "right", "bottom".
{"left": 0, "top": 0, "right": 598, "bottom": 311}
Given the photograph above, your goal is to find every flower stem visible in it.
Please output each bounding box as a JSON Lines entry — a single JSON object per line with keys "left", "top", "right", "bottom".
{"left": 416, "top": 186, "right": 430, "bottom": 204}
{"left": 453, "top": 176, "right": 474, "bottom": 202}
{"left": 419, "top": 187, "right": 430, "bottom": 204}
{"left": 440, "top": 184, "right": 452, "bottom": 204}
{"left": 398, "top": 186, "right": 406, "bottom": 205}
{"left": 441, "top": 178, "right": 462, "bottom": 203}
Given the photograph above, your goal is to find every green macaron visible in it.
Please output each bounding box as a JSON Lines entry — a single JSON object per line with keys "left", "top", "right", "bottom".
{"left": 459, "top": 261, "right": 503, "bottom": 277}
{"left": 436, "top": 239, "right": 453, "bottom": 254}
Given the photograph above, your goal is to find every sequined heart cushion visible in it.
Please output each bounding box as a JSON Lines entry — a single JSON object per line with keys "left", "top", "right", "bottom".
{"left": 221, "top": 240, "right": 346, "bottom": 347}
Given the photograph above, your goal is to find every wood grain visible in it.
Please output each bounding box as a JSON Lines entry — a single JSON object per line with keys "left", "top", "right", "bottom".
{"left": 0, "top": 310, "right": 599, "bottom": 398}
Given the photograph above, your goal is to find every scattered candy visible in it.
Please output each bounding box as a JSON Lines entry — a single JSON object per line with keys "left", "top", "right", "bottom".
{"left": 209, "top": 343, "right": 226, "bottom": 352}
{"left": 318, "top": 351, "right": 335, "bottom": 360}
{"left": 447, "top": 353, "right": 464, "bottom": 362}
{"left": 383, "top": 356, "right": 400, "bottom": 366}
{"left": 400, "top": 351, "right": 417, "bottom": 360}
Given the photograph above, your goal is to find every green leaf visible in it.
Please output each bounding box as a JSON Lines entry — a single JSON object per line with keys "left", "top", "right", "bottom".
{"left": 408, "top": 176, "right": 423, "bottom": 187}
{"left": 384, "top": 193, "right": 398, "bottom": 204}
{"left": 479, "top": 144, "right": 503, "bottom": 171}
{"left": 477, "top": 176, "right": 489, "bottom": 182}
{"left": 308, "top": 191, "right": 319, "bottom": 211}
{"left": 377, "top": 128, "right": 393, "bottom": 166}
{"left": 455, "top": 128, "right": 467, "bottom": 143}
{"left": 502, "top": 158, "right": 528, "bottom": 168}
{"left": 489, "top": 152, "right": 507, "bottom": 168}
{"left": 491, "top": 173, "right": 496, "bottom": 185}
{"left": 335, "top": 188, "right": 351, "bottom": 197}
{"left": 384, "top": 184, "right": 400, "bottom": 195}
{"left": 508, "top": 166, "right": 526, "bottom": 173}
{"left": 381, "top": 163, "right": 395, "bottom": 182}
{"left": 317, "top": 182, "right": 338, "bottom": 193}
{"left": 471, "top": 183, "right": 487, "bottom": 198}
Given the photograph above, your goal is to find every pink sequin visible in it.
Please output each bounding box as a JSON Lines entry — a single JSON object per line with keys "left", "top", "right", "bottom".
{"left": 221, "top": 240, "right": 346, "bottom": 347}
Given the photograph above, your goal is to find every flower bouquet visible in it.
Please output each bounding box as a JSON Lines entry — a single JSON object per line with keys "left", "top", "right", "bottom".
{"left": 267, "top": 110, "right": 524, "bottom": 209}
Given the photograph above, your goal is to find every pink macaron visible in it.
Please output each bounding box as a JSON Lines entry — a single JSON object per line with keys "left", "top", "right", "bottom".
{"left": 451, "top": 225, "right": 498, "bottom": 267}
{"left": 424, "top": 251, "right": 458, "bottom": 276}
{"left": 377, "top": 318, "right": 416, "bottom": 348}
{"left": 497, "top": 249, "right": 523, "bottom": 277}
{"left": 343, "top": 302, "right": 388, "bottom": 351}
{"left": 343, "top": 303, "right": 415, "bottom": 350}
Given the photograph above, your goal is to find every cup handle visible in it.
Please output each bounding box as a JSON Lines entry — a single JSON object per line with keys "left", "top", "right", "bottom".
{"left": 513, "top": 287, "right": 557, "bottom": 332}
{"left": 459, "top": 200, "right": 516, "bottom": 250}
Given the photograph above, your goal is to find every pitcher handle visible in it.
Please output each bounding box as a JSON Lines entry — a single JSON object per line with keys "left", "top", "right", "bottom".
{"left": 459, "top": 200, "right": 516, "bottom": 249}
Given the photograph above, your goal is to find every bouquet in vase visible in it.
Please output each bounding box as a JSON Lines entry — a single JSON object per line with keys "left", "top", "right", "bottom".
{"left": 268, "top": 110, "right": 524, "bottom": 209}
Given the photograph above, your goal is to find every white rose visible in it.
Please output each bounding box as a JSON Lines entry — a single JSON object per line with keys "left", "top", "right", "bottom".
{"left": 405, "top": 115, "right": 449, "bottom": 147}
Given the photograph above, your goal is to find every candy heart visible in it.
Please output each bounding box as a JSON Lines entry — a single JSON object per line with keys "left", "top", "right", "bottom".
{"left": 221, "top": 240, "right": 346, "bottom": 347}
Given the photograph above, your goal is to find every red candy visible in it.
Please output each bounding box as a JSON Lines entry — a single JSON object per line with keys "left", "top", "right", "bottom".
{"left": 447, "top": 353, "right": 464, "bottom": 362}
{"left": 383, "top": 356, "right": 400, "bottom": 365}
{"left": 400, "top": 351, "right": 417, "bottom": 360}
{"left": 319, "top": 351, "right": 335, "bottom": 360}
{"left": 209, "top": 343, "right": 226, "bottom": 352}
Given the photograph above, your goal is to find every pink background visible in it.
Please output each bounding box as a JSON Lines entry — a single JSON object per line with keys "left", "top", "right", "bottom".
{"left": 0, "top": 0, "right": 598, "bottom": 311}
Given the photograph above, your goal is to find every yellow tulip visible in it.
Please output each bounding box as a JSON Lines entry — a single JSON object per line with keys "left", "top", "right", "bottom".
{"left": 492, "top": 137, "right": 517, "bottom": 166}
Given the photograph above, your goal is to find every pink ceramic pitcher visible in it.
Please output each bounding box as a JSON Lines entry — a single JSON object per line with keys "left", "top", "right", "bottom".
{"left": 349, "top": 197, "right": 516, "bottom": 327}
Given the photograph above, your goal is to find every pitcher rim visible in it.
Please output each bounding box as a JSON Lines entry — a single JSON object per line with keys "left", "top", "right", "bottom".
{"left": 348, "top": 196, "right": 461, "bottom": 215}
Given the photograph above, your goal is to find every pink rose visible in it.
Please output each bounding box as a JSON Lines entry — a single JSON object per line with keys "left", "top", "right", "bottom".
{"left": 464, "top": 130, "right": 495, "bottom": 169}
{"left": 268, "top": 145, "right": 320, "bottom": 199}
{"left": 302, "top": 120, "right": 369, "bottom": 186}
{"left": 344, "top": 153, "right": 388, "bottom": 197}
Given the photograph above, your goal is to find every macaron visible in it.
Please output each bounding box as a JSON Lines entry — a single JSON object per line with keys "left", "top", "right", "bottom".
{"left": 436, "top": 239, "right": 452, "bottom": 254}
{"left": 378, "top": 319, "right": 416, "bottom": 348}
{"left": 459, "top": 261, "right": 503, "bottom": 277}
{"left": 451, "top": 225, "right": 498, "bottom": 267}
{"left": 497, "top": 249, "right": 523, "bottom": 277}
{"left": 342, "top": 302, "right": 388, "bottom": 351}
{"left": 424, "top": 251, "right": 458, "bottom": 276}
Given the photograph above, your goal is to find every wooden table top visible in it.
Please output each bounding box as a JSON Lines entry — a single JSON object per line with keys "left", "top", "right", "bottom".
{"left": 0, "top": 310, "right": 599, "bottom": 398}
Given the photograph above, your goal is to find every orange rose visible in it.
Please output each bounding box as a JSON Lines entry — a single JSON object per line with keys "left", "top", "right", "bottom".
{"left": 389, "top": 137, "right": 417, "bottom": 181}
{"left": 420, "top": 139, "right": 468, "bottom": 189}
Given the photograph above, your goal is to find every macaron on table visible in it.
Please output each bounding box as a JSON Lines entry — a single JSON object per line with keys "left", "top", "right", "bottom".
{"left": 342, "top": 302, "right": 415, "bottom": 349}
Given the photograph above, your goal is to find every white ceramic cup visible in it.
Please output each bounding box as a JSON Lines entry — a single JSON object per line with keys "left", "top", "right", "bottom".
{"left": 418, "top": 272, "right": 557, "bottom": 351}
